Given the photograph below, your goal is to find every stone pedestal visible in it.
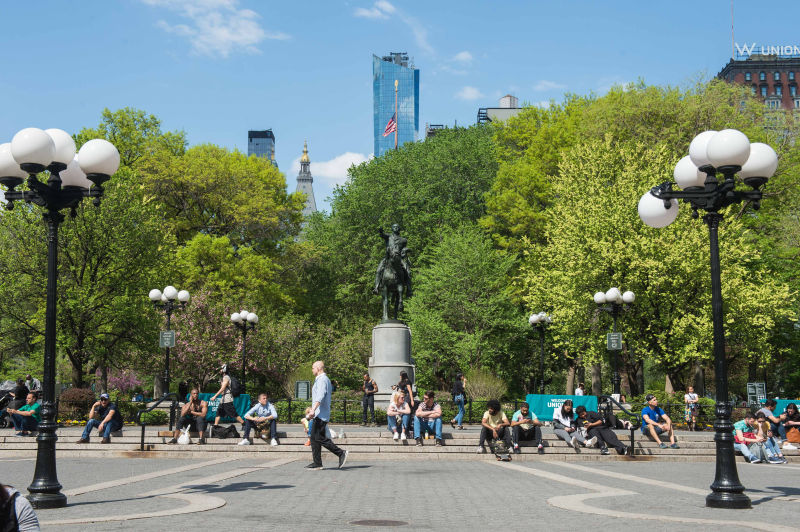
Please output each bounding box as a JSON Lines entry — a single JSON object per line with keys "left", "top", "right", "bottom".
{"left": 369, "top": 321, "right": 414, "bottom": 409}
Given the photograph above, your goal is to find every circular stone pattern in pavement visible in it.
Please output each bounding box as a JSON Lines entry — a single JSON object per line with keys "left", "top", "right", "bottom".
{"left": 350, "top": 519, "right": 409, "bottom": 527}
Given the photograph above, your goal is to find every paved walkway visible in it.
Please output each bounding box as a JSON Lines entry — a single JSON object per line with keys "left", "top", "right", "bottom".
{"left": 3, "top": 456, "right": 800, "bottom": 530}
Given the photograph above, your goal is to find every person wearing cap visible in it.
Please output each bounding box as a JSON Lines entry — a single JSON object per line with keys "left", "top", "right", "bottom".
{"left": 76, "top": 393, "right": 123, "bottom": 444}
{"left": 210, "top": 363, "right": 244, "bottom": 428}
{"left": 641, "top": 394, "right": 678, "bottom": 449}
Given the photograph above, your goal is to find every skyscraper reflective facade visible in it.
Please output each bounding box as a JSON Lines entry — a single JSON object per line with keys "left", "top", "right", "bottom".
{"left": 373, "top": 52, "right": 419, "bottom": 157}
{"left": 248, "top": 129, "right": 277, "bottom": 167}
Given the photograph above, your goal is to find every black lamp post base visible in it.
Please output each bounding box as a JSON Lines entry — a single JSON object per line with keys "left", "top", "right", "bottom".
{"left": 706, "top": 491, "right": 751, "bottom": 509}
{"left": 27, "top": 492, "right": 67, "bottom": 509}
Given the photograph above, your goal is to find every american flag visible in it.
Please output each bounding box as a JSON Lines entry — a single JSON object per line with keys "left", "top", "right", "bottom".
{"left": 383, "top": 113, "right": 397, "bottom": 137}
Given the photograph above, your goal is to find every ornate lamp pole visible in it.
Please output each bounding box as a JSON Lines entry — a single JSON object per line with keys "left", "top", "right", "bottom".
{"left": 148, "top": 286, "right": 190, "bottom": 396}
{"left": 0, "top": 128, "right": 119, "bottom": 509}
{"left": 528, "top": 312, "right": 551, "bottom": 394}
{"left": 593, "top": 287, "right": 635, "bottom": 396}
{"left": 638, "top": 128, "right": 778, "bottom": 510}
{"left": 230, "top": 310, "right": 258, "bottom": 394}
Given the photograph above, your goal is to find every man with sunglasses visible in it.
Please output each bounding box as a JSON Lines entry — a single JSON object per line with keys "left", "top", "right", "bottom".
{"left": 76, "top": 393, "right": 123, "bottom": 444}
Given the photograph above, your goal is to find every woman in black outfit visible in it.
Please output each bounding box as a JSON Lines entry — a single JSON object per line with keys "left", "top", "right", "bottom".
{"left": 450, "top": 373, "right": 466, "bottom": 429}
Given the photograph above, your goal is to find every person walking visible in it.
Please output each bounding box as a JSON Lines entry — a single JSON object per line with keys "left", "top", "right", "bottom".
{"left": 449, "top": 372, "right": 466, "bottom": 430}
{"left": 306, "top": 361, "right": 348, "bottom": 470}
{"left": 361, "top": 373, "right": 378, "bottom": 426}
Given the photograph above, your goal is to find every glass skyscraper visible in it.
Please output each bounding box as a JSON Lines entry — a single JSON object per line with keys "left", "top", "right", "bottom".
{"left": 248, "top": 130, "right": 277, "bottom": 167}
{"left": 373, "top": 52, "right": 419, "bottom": 157}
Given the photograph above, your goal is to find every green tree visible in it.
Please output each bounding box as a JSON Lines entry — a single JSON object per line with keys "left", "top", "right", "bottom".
{"left": 405, "top": 225, "right": 527, "bottom": 391}
{"left": 518, "top": 138, "right": 795, "bottom": 391}
{"left": 304, "top": 126, "right": 498, "bottom": 321}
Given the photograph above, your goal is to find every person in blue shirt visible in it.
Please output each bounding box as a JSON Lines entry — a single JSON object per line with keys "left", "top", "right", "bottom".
{"left": 238, "top": 392, "right": 278, "bottom": 446}
{"left": 641, "top": 394, "right": 678, "bottom": 449}
{"left": 306, "top": 361, "right": 348, "bottom": 470}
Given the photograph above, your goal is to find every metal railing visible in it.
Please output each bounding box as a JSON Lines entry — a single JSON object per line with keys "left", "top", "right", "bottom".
{"left": 599, "top": 394, "right": 641, "bottom": 454}
{"left": 135, "top": 393, "right": 179, "bottom": 451}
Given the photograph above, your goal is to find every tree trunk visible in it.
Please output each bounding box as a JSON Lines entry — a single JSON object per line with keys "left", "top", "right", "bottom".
{"left": 154, "top": 375, "right": 164, "bottom": 398}
{"left": 100, "top": 365, "right": 108, "bottom": 394}
{"left": 71, "top": 363, "right": 84, "bottom": 389}
{"left": 591, "top": 364, "right": 602, "bottom": 396}
{"left": 565, "top": 351, "right": 576, "bottom": 395}
{"left": 620, "top": 344, "right": 632, "bottom": 398}
{"left": 693, "top": 360, "right": 705, "bottom": 397}
{"left": 665, "top": 374, "right": 674, "bottom": 395}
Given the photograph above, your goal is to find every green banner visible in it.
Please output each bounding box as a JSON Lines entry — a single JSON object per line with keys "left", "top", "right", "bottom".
{"left": 195, "top": 393, "right": 252, "bottom": 422}
{"left": 524, "top": 394, "right": 598, "bottom": 421}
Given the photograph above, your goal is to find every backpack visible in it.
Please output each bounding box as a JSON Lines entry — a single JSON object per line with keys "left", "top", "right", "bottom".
{"left": 211, "top": 424, "right": 240, "bottom": 439}
{"left": 228, "top": 374, "right": 242, "bottom": 398}
{"left": 1, "top": 488, "right": 19, "bottom": 532}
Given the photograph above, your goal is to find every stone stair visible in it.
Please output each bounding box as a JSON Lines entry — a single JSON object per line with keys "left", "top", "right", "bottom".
{"left": 2, "top": 426, "right": 798, "bottom": 463}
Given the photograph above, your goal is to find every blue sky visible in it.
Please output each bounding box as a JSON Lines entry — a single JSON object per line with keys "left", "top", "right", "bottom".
{"left": 0, "top": 1, "right": 794, "bottom": 210}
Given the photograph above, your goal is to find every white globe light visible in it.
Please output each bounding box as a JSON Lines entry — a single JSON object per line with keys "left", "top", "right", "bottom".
{"left": 0, "top": 143, "right": 27, "bottom": 180}
{"left": 161, "top": 293, "right": 168, "bottom": 302}
{"left": 247, "top": 313, "right": 259, "bottom": 323}
{"left": 739, "top": 142, "right": 778, "bottom": 180}
{"left": 529, "top": 314, "right": 540, "bottom": 324}
{"left": 177, "top": 290, "right": 190, "bottom": 302}
{"left": 593, "top": 292, "right": 607, "bottom": 304}
{"left": 11, "top": 127, "right": 55, "bottom": 167}
{"left": 605, "top": 287, "right": 622, "bottom": 303}
{"left": 622, "top": 291, "right": 635, "bottom": 304}
{"left": 77, "top": 139, "right": 120, "bottom": 176}
{"left": 59, "top": 157, "right": 92, "bottom": 189}
{"left": 163, "top": 286, "right": 178, "bottom": 300}
{"left": 688, "top": 130, "right": 717, "bottom": 168}
{"left": 239, "top": 310, "right": 250, "bottom": 321}
{"left": 44, "top": 128, "right": 76, "bottom": 165}
{"left": 673, "top": 156, "right": 706, "bottom": 189}
{"left": 638, "top": 192, "right": 679, "bottom": 229}
{"left": 148, "top": 289, "right": 162, "bottom": 301}
{"left": 231, "top": 312, "right": 242, "bottom": 323}
{"left": 706, "top": 129, "right": 751, "bottom": 168}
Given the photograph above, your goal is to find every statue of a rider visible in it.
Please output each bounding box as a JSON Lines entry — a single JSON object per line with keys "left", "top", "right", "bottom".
{"left": 373, "top": 223, "right": 412, "bottom": 296}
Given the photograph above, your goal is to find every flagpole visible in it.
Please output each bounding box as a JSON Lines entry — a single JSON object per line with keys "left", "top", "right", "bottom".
{"left": 394, "top": 79, "right": 398, "bottom": 151}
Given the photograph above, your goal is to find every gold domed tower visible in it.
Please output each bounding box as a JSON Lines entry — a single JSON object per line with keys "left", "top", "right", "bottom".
{"left": 296, "top": 140, "right": 317, "bottom": 218}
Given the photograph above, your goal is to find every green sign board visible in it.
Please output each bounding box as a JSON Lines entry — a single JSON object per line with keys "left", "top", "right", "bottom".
{"left": 606, "top": 332, "right": 623, "bottom": 350}
{"left": 295, "top": 380, "right": 311, "bottom": 400}
{"left": 525, "top": 394, "right": 599, "bottom": 421}
{"left": 159, "top": 330, "right": 175, "bottom": 348}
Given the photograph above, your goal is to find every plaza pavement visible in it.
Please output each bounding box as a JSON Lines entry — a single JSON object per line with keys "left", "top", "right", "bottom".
{"left": 3, "top": 454, "right": 800, "bottom": 531}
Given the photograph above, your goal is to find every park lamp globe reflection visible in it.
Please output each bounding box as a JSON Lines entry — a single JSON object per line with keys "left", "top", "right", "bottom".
{"left": 638, "top": 128, "right": 778, "bottom": 510}
{"left": 0, "top": 127, "right": 120, "bottom": 510}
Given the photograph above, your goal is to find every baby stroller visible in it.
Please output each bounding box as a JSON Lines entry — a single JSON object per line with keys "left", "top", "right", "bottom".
{"left": 0, "top": 380, "right": 16, "bottom": 429}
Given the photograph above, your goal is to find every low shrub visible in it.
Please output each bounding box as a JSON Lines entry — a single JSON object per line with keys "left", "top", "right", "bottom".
{"left": 465, "top": 368, "right": 507, "bottom": 400}
{"left": 57, "top": 388, "right": 95, "bottom": 420}
{"left": 139, "top": 410, "right": 168, "bottom": 425}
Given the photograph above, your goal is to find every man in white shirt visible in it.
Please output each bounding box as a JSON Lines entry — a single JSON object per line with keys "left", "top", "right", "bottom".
{"left": 306, "top": 361, "right": 348, "bottom": 470}
{"left": 239, "top": 392, "right": 278, "bottom": 446}
{"left": 575, "top": 383, "right": 585, "bottom": 396}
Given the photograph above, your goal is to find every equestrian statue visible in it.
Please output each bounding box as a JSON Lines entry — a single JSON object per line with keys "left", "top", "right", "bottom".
{"left": 372, "top": 224, "right": 412, "bottom": 322}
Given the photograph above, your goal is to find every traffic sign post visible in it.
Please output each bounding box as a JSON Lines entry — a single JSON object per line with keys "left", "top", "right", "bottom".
{"left": 606, "top": 332, "right": 623, "bottom": 351}
{"left": 159, "top": 330, "right": 175, "bottom": 348}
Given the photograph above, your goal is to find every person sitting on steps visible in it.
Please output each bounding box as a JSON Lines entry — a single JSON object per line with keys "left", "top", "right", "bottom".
{"left": 552, "top": 399, "right": 596, "bottom": 450}
{"left": 413, "top": 390, "right": 444, "bottom": 447}
{"left": 387, "top": 390, "right": 411, "bottom": 441}
{"left": 641, "top": 394, "right": 679, "bottom": 449}
{"left": 575, "top": 405, "right": 631, "bottom": 456}
{"left": 238, "top": 391, "right": 278, "bottom": 446}
{"left": 76, "top": 393, "right": 123, "bottom": 444}
{"left": 510, "top": 401, "right": 543, "bottom": 454}
{"left": 477, "top": 399, "right": 512, "bottom": 454}
{"left": 168, "top": 387, "right": 208, "bottom": 445}
{"left": 7, "top": 392, "right": 40, "bottom": 437}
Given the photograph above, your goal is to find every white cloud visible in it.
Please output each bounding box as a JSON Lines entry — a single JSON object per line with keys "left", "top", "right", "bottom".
{"left": 143, "top": 0, "right": 289, "bottom": 58}
{"left": 455, "top": 86, "right": 483, "bottom": 101}
{"left": 533, "top": 80, "right": 566, "bottom": 91}
{"left": 290, "top": 152, "right": 372, "bottom": 188}
{"left": 453, "top": 51, "right": 472, "bottom": 63}
{"left": 354, "top": 1, "right": 433, "bottom": 55}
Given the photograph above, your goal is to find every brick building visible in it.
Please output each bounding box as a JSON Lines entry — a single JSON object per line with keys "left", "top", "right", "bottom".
{"left": 718, "top": 55, "right": 800, "bottom": 111}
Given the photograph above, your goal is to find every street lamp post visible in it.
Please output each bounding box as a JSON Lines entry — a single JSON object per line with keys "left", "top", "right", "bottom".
{"left": 230, "top": 310, "right": 258, "bottom": 394}
{"left": 0, "top": 128, "right": 119, "bottom": 509}
{"left": 593, "top": 288, "right": 635, "bottom": 396}
{"left": 528, "top": 312, "right": 551, "bottom": 394}
{"left": 638, "top": 128, "right": 778, "bottom": 510}
{"left": 148, "top": 286, "right": 190, "bottom": 396}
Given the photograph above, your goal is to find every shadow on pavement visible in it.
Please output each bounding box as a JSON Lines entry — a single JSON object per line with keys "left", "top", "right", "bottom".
{"left": 748, "top": 485, "right": 800, "bottom": 505}
{"left": 184, "top": 482, "right": 293, "bottom": 493}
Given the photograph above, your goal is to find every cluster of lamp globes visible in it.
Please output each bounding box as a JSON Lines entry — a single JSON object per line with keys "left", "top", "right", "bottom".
{"left": 528, "top": 311, "right": 552, "bottom": 325}
{"left": 148, "top": 286, "right": 191, "bottom": 304}
{"left": 231, "top": 310, "right": 259, "bottom": 325}
{"left": 638, "top": 129, "right": 779, "bottom": 228}
{"left": 0, "top": 127, "right": 120, "bottom": 194}
{"left": 594, "top": 287, "right": 635, "bottom": 305}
